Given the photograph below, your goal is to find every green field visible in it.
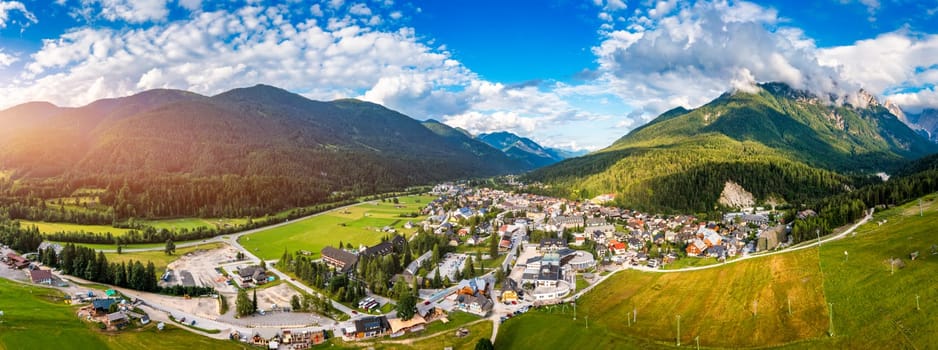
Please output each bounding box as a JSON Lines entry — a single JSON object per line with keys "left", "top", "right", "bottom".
{"left": 22, "top": 217, "right": 247, "bottom": 237}
{"left": 0, "top": 278, "right": 247, "bottom": 350}
{"left": 805, "top": 193, "right": 938, "bottom": 349}
{"left": 497, "top": 193, "right": 938, "bottom": 349}
{"left": 142, "top": 218, "right": 248, "bottom": 231}
{"left": 21, "top": 220, "right": 132, "bottom": 236}
{"left": 240, "top": 195, "right": 433, "bottom": 260}
{"left": 105, "top": 243, "right": 227, "bottom": 276}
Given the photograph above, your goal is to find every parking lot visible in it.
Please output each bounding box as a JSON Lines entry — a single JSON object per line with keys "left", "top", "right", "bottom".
{"left": 431, "top": 253, "right": 468, "bottom": 280}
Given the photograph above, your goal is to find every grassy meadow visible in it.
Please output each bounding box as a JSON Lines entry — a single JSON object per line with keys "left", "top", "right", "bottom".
{"left": 21, "top": 220, "right": 132, "bottom": 236}
{"left": 497, "top": 192, "right": 938, "bottom": 349}
{"left": 0, "top": 278, "right": 247, "bottom": 350}
{"left": 498, "top": 247, "right": 827, "bottom": 349}
{"left": 239, "top": 195, "right": 433, "bottom": 260}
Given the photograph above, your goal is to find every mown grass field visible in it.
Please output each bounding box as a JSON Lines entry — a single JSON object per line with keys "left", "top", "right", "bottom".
{"left": 240, "top": 195, "right": 433, "bottom": 260}
{"left": 0, "top": 278, "right": 247, "bottom": 350}
{"left": 104, "top": 242, "right": 226, "bottom": 276}
{"left": 797, "top": 193, "right": 938, "bottom": 349}
{"left": 23, "top": 217, "right": 247, "bottom": 237}
{"left": 499, "top": 246, "right": 827, "bottom": 349}
{"left": 141, "top": 218, "right": 248, "bottom": 231}
{"left": 498, "top": 193, "right": 938, "bottom": 349}
{"left": 21, "top": 220, "right": 132, "bottom": 236}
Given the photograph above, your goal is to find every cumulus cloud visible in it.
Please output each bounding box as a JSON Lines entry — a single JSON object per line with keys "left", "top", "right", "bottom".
{"left": 82, "top": 0, "right": 170, "bottom": 23}
{"left": 819, "top": 31, "right": 938, "bottom": 108}
{"left": 0, "top": 1, "right": 36, "bottom": 29}
{"left": 0, "top": 49, "right": 16, "bottom": 66}
{"left": 0, "top": 1, "right": 606, "bottom": 148}
{"left": 586, "top": 0, "right": 857, "bottom": 124}
{"left": 177, "top": 0, "right": 201, "bottom": 11}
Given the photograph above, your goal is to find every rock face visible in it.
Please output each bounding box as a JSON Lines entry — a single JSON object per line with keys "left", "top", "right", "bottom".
{"left": 718, "top": 181, "right": 755, "bottom": 208}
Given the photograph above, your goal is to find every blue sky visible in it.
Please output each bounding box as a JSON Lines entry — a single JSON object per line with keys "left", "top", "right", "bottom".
{"left": 1, "top": 0, "right": 938, "bottom": 151}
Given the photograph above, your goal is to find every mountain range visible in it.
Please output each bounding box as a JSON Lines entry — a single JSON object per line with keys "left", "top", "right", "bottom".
{"left": 526, "top": 82, "right": 938, "bottom": 212}
{"left": 476, "top": 132, "right": 572, "bottom": 168}
{"left": 0, "top": 85, "right": 538, "bottom": 217}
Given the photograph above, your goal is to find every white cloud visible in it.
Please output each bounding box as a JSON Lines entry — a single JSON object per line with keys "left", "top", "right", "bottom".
{"left": 349, "top": 3, "right": 371, "bottom": 16}
{"left": 177, "top": 0, "right": 201, "bottom": 11}
{"left": 310, "top": 4, "right": 323, "bottom": 17}
{"left": 817, "top": 31, "right": 938, "bottom": 111}
{"left": 0, "top": 49, "right": 16, "bottom": 66}
{"left": 329, "top": 0, "right": 344, "bottom": 10}
{"left": 0, "top": 1, "right": 36, "bottom": 29}
{"left": 83, "top": 0, "right": 170, "bottom": 23}
{"left": 588, "top": 0, "right": 854, "bottom": 124}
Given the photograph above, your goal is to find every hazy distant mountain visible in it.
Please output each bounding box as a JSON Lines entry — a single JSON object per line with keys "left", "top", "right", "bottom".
{"left": 527, "top": 82, "right": 938, "bottom": 212}
{"left": 476, "top": 131, "right": 567, "bottom": 169}
{"left": 906, "top": 108, "right": 938, "bottom": 142}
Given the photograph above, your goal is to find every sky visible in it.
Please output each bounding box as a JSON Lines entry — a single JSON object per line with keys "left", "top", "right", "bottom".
{"left": 1, "top": 0, "right": 938, "bottom": 151}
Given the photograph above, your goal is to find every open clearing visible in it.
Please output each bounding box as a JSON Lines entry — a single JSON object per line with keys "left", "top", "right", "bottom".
{"left": 0, "top": 277, "right": 247, "bottom": 350}
{"left": 105, "top": 242, "right": 226, "bottom": 277}
{"left": 497, "top": 192, "right": 938, "bottom": 349}
{"left": 240, "top": 195, "right": 433, "bottom": 260}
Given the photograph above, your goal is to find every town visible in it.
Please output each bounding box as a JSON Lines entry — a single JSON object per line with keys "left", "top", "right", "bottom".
{"left": 0, "top": 179, "right": 804, "bottom": 349}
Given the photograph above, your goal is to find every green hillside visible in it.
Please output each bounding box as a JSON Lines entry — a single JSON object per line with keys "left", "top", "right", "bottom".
{"left": 497, "top": 192, "right": 938, "bottom": 349}
{"left": 0, "top": 278, "right": 247, "bottom": 350}
{"left": 0, "top": 85, "right": 524, "bottom": 221}
{"left": 526, "top": 83, "right": 938, "bottom": 212}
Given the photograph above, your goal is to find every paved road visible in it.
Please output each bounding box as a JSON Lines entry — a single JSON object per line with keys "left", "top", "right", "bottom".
{"left": 100, "top": 202, "right": 366, "bottom": 254}
{"left": 94, "top": 202, "right": 366, "bottom": 319}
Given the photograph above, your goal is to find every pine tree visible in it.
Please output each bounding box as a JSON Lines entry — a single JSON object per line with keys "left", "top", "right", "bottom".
{"left": 252, "top": 288, "right": 258, "bottom": 312}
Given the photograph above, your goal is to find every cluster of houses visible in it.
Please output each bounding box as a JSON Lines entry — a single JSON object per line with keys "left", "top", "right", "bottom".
{"left": 78, "top": 296, "right": 150, "bottom": 330}
{"left": 320, "top": 235, "right": 408, "bottom": 275}
{"left": 235, "top": 329, "right": 327, "bottom": 349}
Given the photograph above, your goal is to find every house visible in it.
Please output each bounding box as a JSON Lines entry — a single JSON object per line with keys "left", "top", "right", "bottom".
{"left": 686, "top": 239, "right": 708, "bottom": 256}
{"left": 708, "top": 245, "right": 727, "bottom": 258}
{"left": 591, "top": 231, "right": 607, "bottom": 245}
{"left": 92, "top": 299, "right": 118, "bottom": 315}
{"left": 405, "top": 250, "right": 432, "bottom": 276}
{"left": 388, "top": 314, "right": 428, "bottom": 335}
{"left": 238, "top": 266, "right": 268, "bottom": 285}
{"left": 29, "top": 269, "right": 53, "bottom": 284}
{"left": 498, "top": 236, "right": 512, "bottom": 251}
{"left": 627, "top": 237, "right": 644, "bottom": 250}
{"left": 538, "top": 238, "right": 567, "bottom": 252}
{"left": 571, "top": 232, "right": 586, "bottom": 246}
{"left": 456, "top": 293, "right": 494, "bottom": 316}
{"left": 362, "top": 235, "right": 406, "bottom": 258}
{"left": 5, "top": 253, "right": 29, "bottom": 269}
{"left": 465, "top": 235, "right": 481, "bottom": 246}
{"left": 321, "top": 246, "right": 359, "bottom": 274}
{"left": 106, "top": 312, "right": 128, "bottom": 327}
{"left": 608, "top": 240, "right": 627, "bottom": 256}
{"left": 351, "top": 316, "right": 391, "bottom": 339}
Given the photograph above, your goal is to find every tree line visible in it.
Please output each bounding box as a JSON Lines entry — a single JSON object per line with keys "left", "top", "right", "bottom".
{"left": 789, "top": 158, "right": 938, "bottom": 243}
{"left": 34, "top": 199, "right": 358, "bottom": 245}
{"left": 36, "top": 243, "right": 213, "bottom": 296}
